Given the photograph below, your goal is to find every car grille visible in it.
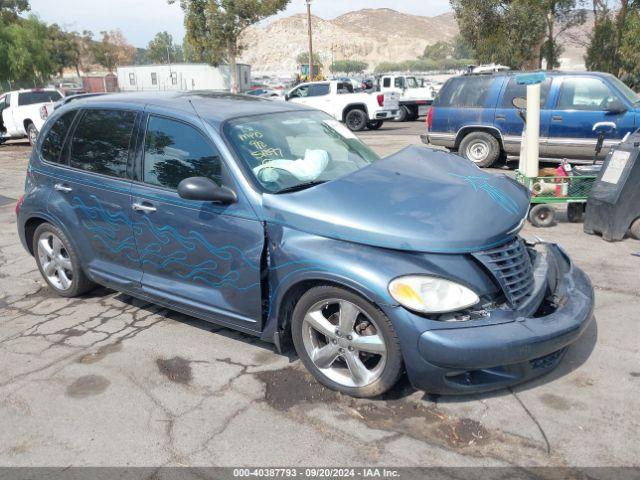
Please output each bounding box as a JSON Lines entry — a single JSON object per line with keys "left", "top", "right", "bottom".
{"left": 473, "top": 237, "right": 535, "bottom": 309}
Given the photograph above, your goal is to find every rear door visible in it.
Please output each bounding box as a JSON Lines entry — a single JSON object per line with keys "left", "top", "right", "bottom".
{"left": 547, "top": 76, "right": 636, "bottom": 159}
{"left": 46, "top": 108, "right": 142, "bottom": 290}
{"left": 130, "top": 113, "right": 264, "bottom": 331}
{"left": 494, "top": 76, "right": 553, "bottom": 155}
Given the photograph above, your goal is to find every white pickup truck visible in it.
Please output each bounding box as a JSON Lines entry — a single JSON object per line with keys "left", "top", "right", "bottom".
{"left": 377, "top": 75, "right": 434, "bottom": 122}
{"left": 0, "top": 89, "right": 62, "bottom": 145}
{"left": 285, "top": 80, "right": 399, "bottom": 131}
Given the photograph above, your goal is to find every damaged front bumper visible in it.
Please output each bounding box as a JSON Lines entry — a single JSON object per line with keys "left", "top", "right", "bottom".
{"left": 385, "top": 243, "right": 595, "bottom": 395}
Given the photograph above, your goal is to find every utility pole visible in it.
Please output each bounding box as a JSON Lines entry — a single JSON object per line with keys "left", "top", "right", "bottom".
{"left": 306, "top": 0, "right": 314, "bottom": 80}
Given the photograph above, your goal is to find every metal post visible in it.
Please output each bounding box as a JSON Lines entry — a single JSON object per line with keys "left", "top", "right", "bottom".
{"left": 306, "top": 0, "right": 314, "bottom": 80}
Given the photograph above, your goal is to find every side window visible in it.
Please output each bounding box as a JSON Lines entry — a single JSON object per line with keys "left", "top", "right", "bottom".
{"left": 309, "top": 83, "right": 330, "bottom": 97}
{"left": 500, "top": 77, "right": 552, "bottom": 108}
{"left": 171, "top": 72, "right": 178, "bottom": 85}
{"left": 291, "top": 85, "right": 309, "bottom": 98}
{"left": 69, "top": 109, "right": 136, "bottom": 178}
{"left": 143, "top": 116, "right": 222, "bottom": 190}
{"left": 382, "top": 77, "right": 391, "bottom": 88}
{"left": 41, "top": 111, "right": 77, "bottom": 163}
{"left": 151, "top": 73, "right": 158, "bottom": 86}
{"left": 129, "top": 73, "right": 136, "bottom": 86}
{"left": 557, "top": 78, "right": 618, "bottom": 111}
{"left": 336, "top": 82, "right": 353, "bottom": 94}
{"left": 435, "top": 76, "right": 495, "bottom": 108}
{"left": 394, "top": 77, "right": 405, "bottom": 88}
{"left": 18, "top": 91, "right": 62, "bottom": 105}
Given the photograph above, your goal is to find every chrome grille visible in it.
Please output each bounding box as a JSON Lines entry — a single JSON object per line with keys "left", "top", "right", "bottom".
{"left": 473, "top": 237, "right": 535, "bottom": 309}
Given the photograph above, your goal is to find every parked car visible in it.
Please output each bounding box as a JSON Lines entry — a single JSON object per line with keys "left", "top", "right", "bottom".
{"left": 285, "top": 80, "right": 399, "bottom": 131}
{"left": 377, "top": 74, "right": 434, "bottom": 122}
{"left": 245, "top": 88, "right": 282, "bottom": 98}
{"left": 425, "top": 71, "right": 640, "bottom": 167}
{"left": 16, "top": 92, "right": 594, "bottom": 397}
{"left": 0, "top": 88, "right": 62, "bottom": 145}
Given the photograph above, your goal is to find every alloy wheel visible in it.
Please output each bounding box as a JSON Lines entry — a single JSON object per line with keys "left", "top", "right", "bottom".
{"left": 301, "top": 299, "right": 387, "bottom": 388}
{"left": 37, "top": 232, "right": 74, "bottom": 291}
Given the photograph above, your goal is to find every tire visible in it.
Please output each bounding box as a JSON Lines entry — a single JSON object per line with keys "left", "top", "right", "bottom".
{"left": 458, "top": 131, "right": 501, "bottom": 168}
{"left": 407, "top": 107, "right": 419, "bottom": 121}
{"left": 291, "top": 285, "right": 403, "bottom": 398}
{"left": 367, "top": 121, "right": 383, "bottom": 130}
{"left": 26, "top": 122, "right": 38, "bottom": 146}
{"left": 567, "top": 203, "right": 585, "bottom": 223}
{"left": 33, "top": 223, "right": 95, "bottom": 297}
{"left": 630, "top": 218, "right": 640, "bottom": 240}
{"left": 529, "top": 204, "right": 556, "bottom": 228}
{"left": 394, "top": 106, "right": 409, "bottom": 122}
{"left": 344, "top": 109, "right": 368, "bottom": 132}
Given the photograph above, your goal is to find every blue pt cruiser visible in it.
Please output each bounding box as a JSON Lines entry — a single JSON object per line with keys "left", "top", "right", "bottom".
{"left": 16, "top": 92, "right": 594, "bottom": 397}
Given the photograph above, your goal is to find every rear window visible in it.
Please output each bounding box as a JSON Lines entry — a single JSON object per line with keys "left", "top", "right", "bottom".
{"left": 434, "top": 76, "right": 495, "bottom": 108}
{"left": 500, "top": 77, "right": 552, "bottom": 108}
{"left": 18, "top": 91, "right": 62, "bottom": 106}
{"left": 69, "top": 109, "right": 137, "bottom": 179}
{"left": 41, "top": 111, "right": 77, "bottom": 163}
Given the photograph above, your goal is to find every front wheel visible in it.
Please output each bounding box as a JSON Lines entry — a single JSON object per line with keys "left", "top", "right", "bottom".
{"left": 529, "top": 204, "right": 556, "bottom": 228}
{"left": 344, "top": 109, "right": 368, "bottom": 131}
{"left": 26, "top": 122, "right": 38, "bottom": 146}
{"left": 291, "top": 286, "right": 403, "bottom": 398}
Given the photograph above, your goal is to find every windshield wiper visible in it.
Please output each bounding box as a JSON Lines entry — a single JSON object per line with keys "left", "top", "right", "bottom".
{"left": 276, "top": 180, "right": 327, "bottom": 194}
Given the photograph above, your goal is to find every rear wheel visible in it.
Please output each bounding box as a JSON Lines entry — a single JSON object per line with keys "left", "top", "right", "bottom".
{"left": 630, "top": 218, "right": 640, "bottom": 240}
{"left": 394, "top": 105, "right": 409, "bottom": 122}
{"left": 345, "top": 109, "right": 368, "bottom": 131}
{"left": 26, "top": 122, "right": 38, "bottom": 146}
{"left": 529, "top": 204, "right": 556, "bottom": 228}
{"left": 291, "top": 286, "right": 403, "bottom": 398}
{"left": 33, "top": 223, "right": 95, "bottom": 297}
{"left": 459, "top": 131, "right": 501, "bottom": 167}
{"left": 367, "top": 120, "right": 383, "bottom": 130}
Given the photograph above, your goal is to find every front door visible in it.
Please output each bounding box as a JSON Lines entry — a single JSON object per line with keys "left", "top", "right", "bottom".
{"left": 547, "top": 76, "right": 636, "bottom": 159}
{"left": 47, "top": 108, "right": 142, "bottom": 290}
{"left": 130, "top": 114, "right": 264, "bottom": 330}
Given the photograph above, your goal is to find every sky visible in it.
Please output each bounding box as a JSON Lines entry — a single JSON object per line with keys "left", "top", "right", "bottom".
{"left": 27, "top": 0, "right": 452, "bottom": 48}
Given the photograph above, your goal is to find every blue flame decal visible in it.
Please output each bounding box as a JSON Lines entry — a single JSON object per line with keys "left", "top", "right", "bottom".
{"left": 449, "top": 173, "right": 520, "bottom": 215}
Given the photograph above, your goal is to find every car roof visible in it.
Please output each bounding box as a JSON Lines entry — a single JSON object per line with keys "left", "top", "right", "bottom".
{"left": 63, "top": 91, "right": 314, "bottom": 127}
{"left": 460, "top": 70, "right": 614, "bottom": 80}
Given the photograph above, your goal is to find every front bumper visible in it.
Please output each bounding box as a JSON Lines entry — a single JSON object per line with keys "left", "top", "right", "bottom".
{"left": 386, "top": 244, "right": 594, "bottom": 395}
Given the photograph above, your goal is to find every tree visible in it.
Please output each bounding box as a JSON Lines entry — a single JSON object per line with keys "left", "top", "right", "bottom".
{"left": 450, "top": 0, "right": 547, "bottom": 69}
{"left": 0, "top": 0, "right": 29, "bottom": 20}
{"left": 539, "top": 0, "right": 586, "bottom": 69}
{"left": 145, "top": 31, "right": 184, "bottom": 64}
{"left": 170, "top": 0, "right": 290, "bottom": 93}
{"left": 296, "top": 51, "right": 322, "bottom": 67}
{"left": 329, "top": 60, "right": 368, "bottom": 74}
{"left": 46, "top": 24, "right": 81, "bottom": 77}
{"left": 452, "top": 35, "right": 475, "bottom": 59}
{"left": 92, "top": 30, "right": 135, "bottom": 72}
{"left": 422, "top": 41, "right": 453, "bottom": 60}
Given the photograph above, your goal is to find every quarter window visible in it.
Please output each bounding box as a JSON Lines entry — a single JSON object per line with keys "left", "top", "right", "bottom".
{"left": 69, "top": 109, "right": 136, "bottom": 178}
{"left": 143, "top": 116, "right": 222, "bottom": 190}
{"left": 557, "top": 78, "right": 619, "bottom": 111}
{"left": 434, "top": 76, "right": 495, "bottom": 108}
{"left": 41, "top": 111, "right": 77, "bottom": 163}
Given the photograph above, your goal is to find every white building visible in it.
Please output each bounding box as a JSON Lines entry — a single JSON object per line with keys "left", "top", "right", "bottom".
{"left": 116, "top": 63, "right": 252, "bottom": 92}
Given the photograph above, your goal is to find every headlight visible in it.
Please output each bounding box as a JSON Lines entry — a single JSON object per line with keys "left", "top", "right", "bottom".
{"left": 388, "top": 275, "right": 479, "bottom": 314}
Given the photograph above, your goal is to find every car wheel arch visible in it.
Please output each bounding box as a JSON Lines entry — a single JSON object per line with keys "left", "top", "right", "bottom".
{"left": 342, "top": 103, "right": 369, "bottom": 122}
{"left": 455, "top": 126, "right": 504, "bottom": 151}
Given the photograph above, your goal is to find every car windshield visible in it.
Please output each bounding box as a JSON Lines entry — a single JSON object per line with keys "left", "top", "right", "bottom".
{"left": 406, "top": 77, "right": 419, "bottom": 88}
{"left": 608, "top": 75, "right": 640, "bottom": 104}
{"left": 224, "top": 111, "right": 380, "bottom": 193}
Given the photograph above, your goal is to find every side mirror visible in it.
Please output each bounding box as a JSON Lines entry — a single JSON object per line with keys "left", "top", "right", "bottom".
{"left": 177, "top": 177, "right": 237, "bottom": 204}
{"left": 606, "top": 100, "right": 627, "bottom": 115}
{"left": 512, "top": 97, "right": 527, "bottom": 110}
{"left": 284, "top": 93, "right": 291, "bottom": 101}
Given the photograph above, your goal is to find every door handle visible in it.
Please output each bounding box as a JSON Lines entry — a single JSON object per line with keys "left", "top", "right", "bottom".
{"left": 552, "top": 115, "right": 563, "bottom": 121}
{"left": 132, "top": 202, "right": 157, "bottom": 213}
{"left": 495, "top": 114, "right": 506, "bottom": 120}
{"left": 54, "top": 183, "right": 72, "bottom": 193}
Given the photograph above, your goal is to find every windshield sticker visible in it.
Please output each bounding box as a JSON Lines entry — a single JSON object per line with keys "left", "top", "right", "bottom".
{"left": 323, "top": 120, "right": 358, "bottom": 140}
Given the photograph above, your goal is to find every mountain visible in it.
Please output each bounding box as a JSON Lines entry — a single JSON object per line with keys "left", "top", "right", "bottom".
{"left": 239, "top": 8, "right": 590, "bottom": 75}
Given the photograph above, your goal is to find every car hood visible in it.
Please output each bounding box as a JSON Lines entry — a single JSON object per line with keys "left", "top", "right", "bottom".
{"left": 261, "top": 146, "right": 530, "bottom": 253}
